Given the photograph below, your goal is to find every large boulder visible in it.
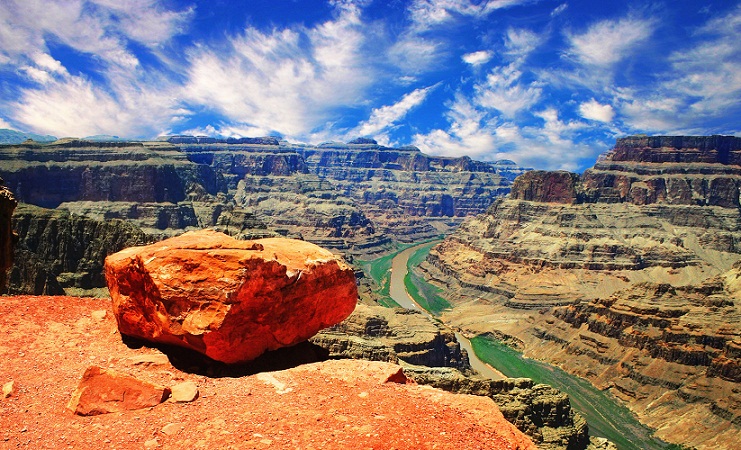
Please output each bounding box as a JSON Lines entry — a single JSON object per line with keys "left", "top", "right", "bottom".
{"left": 105, "top": 230, "right": 358, "bottom": 363}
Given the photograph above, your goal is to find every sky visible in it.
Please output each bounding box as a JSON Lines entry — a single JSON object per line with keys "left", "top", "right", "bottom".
{"left": 0, "top": 0, "right": 740, "bottom": 171}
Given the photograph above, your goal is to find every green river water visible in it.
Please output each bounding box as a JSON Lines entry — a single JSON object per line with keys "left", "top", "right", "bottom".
{"left": 376, "top": 242, "right": 674, "bottom": 450}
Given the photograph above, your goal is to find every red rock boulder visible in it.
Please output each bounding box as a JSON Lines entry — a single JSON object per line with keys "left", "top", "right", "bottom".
{"left": 105, "top": 230, "right": 358, "bottom": 363}
{"left": 67, "top": 366, "right": 170, "bottom": 416}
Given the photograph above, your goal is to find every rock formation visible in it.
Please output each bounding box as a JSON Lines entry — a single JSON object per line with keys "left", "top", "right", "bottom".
{"left": 1, "top": 136, "right": 527, "bottom": 292}
{"left": 105, "top": 230, "right": 358, "bottom": 363}
{"left": 422, "top": 135, "right": 741, "bottom": 449}
{"left": 8, "top": 204, "right": 150, "bottom": 296}
{"left": 176, "top": 137, "right": 526, "bottom": 246}
{"left": 0, "top": 177, "right": 17, "bottom": 292}
{"left": 312, "top": 303, "right": 470, "bottom": 370}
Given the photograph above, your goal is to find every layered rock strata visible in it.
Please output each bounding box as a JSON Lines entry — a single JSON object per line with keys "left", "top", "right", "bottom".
{"left": 8, "top": 204, "right": 150, "bottom": 296}
{"left": 105, "top": 230, "right": 358, "bottom": 363}
{"left": 0, "top": 139, "right": 256, "bottom": 239}
{"left": 423, "top": 136, "right": 741, "bottom": 449}
{"left": 176, "top": 137, "right": 526, "bottom": 245}
{"left": 0, "top": 177, "right": 17, "bottom": 292}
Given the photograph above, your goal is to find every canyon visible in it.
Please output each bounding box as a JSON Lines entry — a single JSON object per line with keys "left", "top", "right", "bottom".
{"left": 5, "top": 134, "right": 741, "bottom": 448}
{"left": 0, "top": 137, "right": 524, "bottom": 296}
{"left": 420, "top": 135, "right": 741, "bottom": 449}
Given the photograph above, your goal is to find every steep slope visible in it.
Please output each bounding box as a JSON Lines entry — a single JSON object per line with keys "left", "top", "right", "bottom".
{"left": 0, "top": 177, "right": 17, "bottom": 292}
{"left": 422, "top": 136, "right": 741, "bottom": 449}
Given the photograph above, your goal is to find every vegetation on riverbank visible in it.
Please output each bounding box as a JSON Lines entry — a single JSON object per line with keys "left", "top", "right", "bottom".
{"left": 404, "top": 242, "right": 450, "bottom": 314}
{"left": 471, "top": 334, "right": 670, "bottom": 450}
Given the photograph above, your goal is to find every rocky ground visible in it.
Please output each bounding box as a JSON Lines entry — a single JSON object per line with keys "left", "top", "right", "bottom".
{"left": 0, "top": 295, "right": 535, "bottom": 450}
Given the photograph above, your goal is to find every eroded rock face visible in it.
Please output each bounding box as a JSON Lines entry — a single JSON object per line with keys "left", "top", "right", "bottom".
{"left": 423, "top": 135, "right": 741, "bottom": 449}
{"left": 312, "top": 303, "right": 470, "bottom": 370}
{"left": 509, "top": 170, "right": 580, "bottom": 204}
{"left": 105, "top": 230, "right": 358, "bottom": 363}
{"left": 0, "top": 177, "right": 17, "bottom": 292}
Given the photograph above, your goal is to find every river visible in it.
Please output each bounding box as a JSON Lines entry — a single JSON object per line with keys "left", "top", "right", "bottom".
{"left": 388, "top": 242, "right": 504, "bottom": 380}
{"left": 387, "top": 241, "right": 670, "bottom": 450}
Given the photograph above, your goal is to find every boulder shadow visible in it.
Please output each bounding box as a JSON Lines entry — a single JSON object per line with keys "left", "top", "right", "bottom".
{"left": 120, "top": 334, "right": 330, "bottom": 378}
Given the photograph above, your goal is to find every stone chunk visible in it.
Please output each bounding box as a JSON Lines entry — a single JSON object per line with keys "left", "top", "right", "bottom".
{"left": 3, "top": 380, "right": 15, "bottom": 398}
{"left": 105, "top": 230, "right": 358, "bottom": 364}
{"left": 170, "top": 382, "right": 198, "bottom": 403}
{"left": 67, "top": 366, "right": 170, "bottom": 416}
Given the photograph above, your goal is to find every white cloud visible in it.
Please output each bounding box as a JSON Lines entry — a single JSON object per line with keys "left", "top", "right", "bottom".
{"left": 351, "top": 85, "right": 436, "bottom": 138}
{"left": 504, "top": 28, "right": 541, "bottom": 58}
{"left": 413, "top": 94, "right": 596, "bottom": 171}
{"left": 412, "top": 97, "right": 498, "bottom": 159}
{"left": 463, "top": 50, "right": 492, "bottom": 66}
{"left": 0, "top": 0, "right": 190, "bottom": 70}
{"left": 475, "top": 63, "right": 542, "bottom": 117}
{"left": 408, "top": 0, "right": 537, "bottom": 31}
{"left": 579, "top": 99, "right": 615, "bottom": 123}
{"left": 567, "top": 16, "right": 654, "bottom": 67}
{"left": 183, "top": 4, "right": 374, "bottom": 139}
{"left": 615, "top": 5, "right": 741, "bottom": 134}
{"left": 389, "top": 36, "right": 443, "bottom": 73}
{"left": 13, "top": 72, "right": 184, "bottom": 138}
{"left": 551, "top": 3, "right": 568, "bottom": 17}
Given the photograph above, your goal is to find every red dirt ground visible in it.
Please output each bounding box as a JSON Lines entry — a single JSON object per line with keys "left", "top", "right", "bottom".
{"left": 0, "top": 296, "right": 534, "bottom": 450}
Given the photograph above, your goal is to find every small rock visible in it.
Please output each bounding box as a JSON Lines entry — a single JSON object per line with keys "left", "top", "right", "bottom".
{"left": 161, "top": 423, "right": 182, "bottom": 436}
{"left": 91, "top": 310, "right": 107, "bottom": 321}
{"left": 170, "top": 381, "right": 199, "bottom": 403}
{"left": 2, "top": 381, "right": 14, "bottom": 398}
{"left": 67, "top": 366, "right": 171, "bottom": 416}
{"left": 127, "top": 354, "right": 170, "bottom": 367}
{"left": 144, "top": 438, "right": 159, "bottom": 448}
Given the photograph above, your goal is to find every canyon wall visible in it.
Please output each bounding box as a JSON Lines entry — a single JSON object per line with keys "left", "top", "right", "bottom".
{"left": 0, "top": 177, "right": 17, "bottom": 292}
{"left": 422, "top": 135, "right": 741, "bottom": 449}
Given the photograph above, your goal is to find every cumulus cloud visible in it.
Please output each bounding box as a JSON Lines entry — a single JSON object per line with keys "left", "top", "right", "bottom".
{"left": 0, "top": 0, "right": 193, "bottom": 137}
{"left": 462, "top": 50, "right": 492, "bottom": 66}
{"left": 579, "top": 99, "right": 615, "bottom": 123}
{"left": 566, "top": 16, "right": 654, "bottom": 67}
{"left": 13, "top": 70, "right": 184, "bottom": 138}
{"left": 412, "top": 94, "right": 595, "bottom": 170}
{"left": 0, "top": 0, "right": 191, "bottom": 69}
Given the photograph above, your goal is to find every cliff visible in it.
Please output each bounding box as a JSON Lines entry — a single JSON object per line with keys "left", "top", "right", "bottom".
{"left": 177, "top": 138, "right": 526, "bottom": 246}
{"left": 0, "top": 177, "right": 17, "bottom": 292}
{"left": 422, "top": 136, "right": 741, "bottom": 449}
{"left": 9, "top": 204, "right": 150, "bottom": 296}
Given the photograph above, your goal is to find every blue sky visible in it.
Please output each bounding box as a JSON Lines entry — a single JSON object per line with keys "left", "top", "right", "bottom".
{"left": 0, "top": 0, "right": 739, "bottom": 171}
